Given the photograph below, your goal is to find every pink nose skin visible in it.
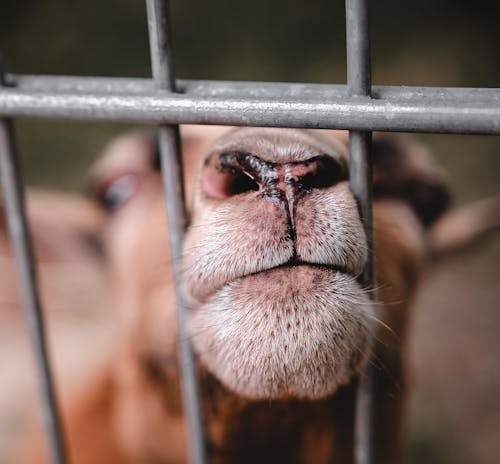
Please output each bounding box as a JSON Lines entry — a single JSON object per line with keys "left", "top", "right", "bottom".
{"left": 202, "top": 151, "right": 346, "bottom": 228}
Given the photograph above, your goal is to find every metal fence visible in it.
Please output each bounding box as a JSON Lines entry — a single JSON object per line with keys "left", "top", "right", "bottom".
{"left": 0, "top": 0, "right": 499, "bottom": 463}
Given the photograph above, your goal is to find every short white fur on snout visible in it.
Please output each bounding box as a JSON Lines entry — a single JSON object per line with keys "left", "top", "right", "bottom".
{"left": 183, "top": 128, "right": 375, "bottom": 399}
{"left": 191, "top": 267, "right": 373, "bottom": 399}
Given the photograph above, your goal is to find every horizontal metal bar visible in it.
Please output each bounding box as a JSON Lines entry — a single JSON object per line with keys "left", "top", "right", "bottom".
{"left": 6, "top": 75, "right": 500, "bottom": 103}
{"left": 1, "top": 76, "right": 499, "bottom": 134}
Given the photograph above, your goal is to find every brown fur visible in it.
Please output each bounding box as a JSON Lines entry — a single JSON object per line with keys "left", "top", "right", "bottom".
{"left": 24, "top": 127, "right": 477, "bottom": 463}
{"left": 0, "top": 190, "right": 111, "bottom": 463}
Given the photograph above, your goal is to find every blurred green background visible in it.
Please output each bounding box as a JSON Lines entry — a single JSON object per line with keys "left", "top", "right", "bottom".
{"left": 1, "top": 0, "right": 499, "bottom": 462}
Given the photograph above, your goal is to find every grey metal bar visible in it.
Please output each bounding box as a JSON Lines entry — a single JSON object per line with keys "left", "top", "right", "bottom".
{"left": 346, "top": 0, "right": 375, "bottom": 463}
{"left": 0, "top": 0, "right": 494, "bottom": 463}
{"left": 7, "top": 75, "right": 500, "bottom": 103}
{"left": 350, "top": 130, "right": 375, "bottom": 464}
{"left": 346, "top": 0, "right": 371, "bottom": 96}
{"left": 1, "top": 85, "right": 499, "bottom": 134}
{"left": 0, "top": 59, "right": 67, "bottom": 463}
{"left": 145, "top": 1, "right": 207, "bottom": 464}
{"left": 146, "top": 0, "right": 177, "bottom": 92}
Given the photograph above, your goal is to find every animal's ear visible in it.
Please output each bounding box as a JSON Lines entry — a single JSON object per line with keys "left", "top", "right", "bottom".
{"left": 371, "top": 136, "right": 451, "bottom": 227}
{"left": 428, "top": 196, "right": 500, "bottom": 259}
{"left": 368, "top": 136, "right": 499, "bottom": 259}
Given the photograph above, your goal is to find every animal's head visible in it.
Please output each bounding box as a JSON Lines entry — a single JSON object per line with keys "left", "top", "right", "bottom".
{"left": 88, "top": 126, "right": 497, "bottom": 402}
{"left": 88, "top": 128, "right": 500, "bottom": 406}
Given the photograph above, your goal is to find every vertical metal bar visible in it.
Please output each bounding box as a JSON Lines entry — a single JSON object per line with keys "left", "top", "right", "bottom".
{"left": 145, "top": 2, "right": 207, "bottom": 464}
{"left": 0, "top": 55, "right": 67, "bottom": 464}
{"left": 346, "top": 0, "right": 371, "bottom": 96}
{"left": 345, "top": 1, "right": 375, "bottom": 464}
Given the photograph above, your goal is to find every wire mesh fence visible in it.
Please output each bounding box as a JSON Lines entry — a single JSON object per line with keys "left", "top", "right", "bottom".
{"left": 0, "top": 0, "right": 499, "bottom": 463}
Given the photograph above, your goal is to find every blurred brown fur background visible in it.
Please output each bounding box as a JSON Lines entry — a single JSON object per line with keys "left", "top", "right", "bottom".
{"left": 1, "top": 0, "right": 499, "bottom": 462}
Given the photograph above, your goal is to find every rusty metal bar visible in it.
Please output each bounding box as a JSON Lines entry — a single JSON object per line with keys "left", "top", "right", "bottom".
{"left": 145, "top": 1, "right": 207, "bottom": 463}
{"left": 345, "top": 0, "right": 375, "bottom": 463}
{"left": 0, "top": 56, "right": 67, "bottom": 464}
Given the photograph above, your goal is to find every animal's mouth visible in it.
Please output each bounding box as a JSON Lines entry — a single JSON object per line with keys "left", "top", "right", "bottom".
{"left": 182, "top": 238, "right": 364, "bottom": 306}
{"left": 189, "top": 255, "right": 373, "bottom": 400}
{"left": 226, "top": 258, "right": 354, "bottom": 291}
{"left": 197, "top": 260, "right": 354, "bottom": 305}
{"left": 281, "top": 258, "right": 350, "bottom": 276}
{"left": 243, "top": 261, "right": 354, "bottom": 289}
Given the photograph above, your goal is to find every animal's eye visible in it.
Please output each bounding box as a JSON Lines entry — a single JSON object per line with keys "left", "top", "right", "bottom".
{"left": 99, "top": 174, "right": 140, "bottom": 211}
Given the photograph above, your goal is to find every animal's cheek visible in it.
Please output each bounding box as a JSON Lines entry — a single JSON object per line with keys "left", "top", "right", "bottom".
{"left": 182, "top": 197, "right": 293, "bottom": 303}
{"left": 295, "top": 188, "right": 367, "bottom": 276}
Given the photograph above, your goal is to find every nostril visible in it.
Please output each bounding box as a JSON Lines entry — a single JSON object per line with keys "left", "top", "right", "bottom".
{"left": 201, "top": 152, "right": 345, "bottom": 199}
{"left": 296, "top": 155, "right": 346, "bottom": 191}
{"left": 202, "top": 164, "right": 259, "bottom": 199}
{"left": 227, "top": 171, "right": 260, "bottom": 196}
